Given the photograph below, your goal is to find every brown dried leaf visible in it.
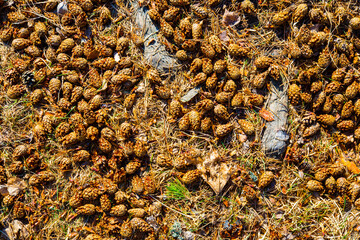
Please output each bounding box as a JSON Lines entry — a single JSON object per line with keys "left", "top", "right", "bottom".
{"left": 0, "top": 177, "right": 27, "bottom": 196}
{"left": 259, "top": 108, "right": 275, "bottom": 121}
{"left": 222, "top": 9, "right": 241, "bottom": 27}
{"left": 197, "top": 150, "right": 232, "bottom": 195}
{"left": 4, "top": 220, "right": 30, "bottom": 240}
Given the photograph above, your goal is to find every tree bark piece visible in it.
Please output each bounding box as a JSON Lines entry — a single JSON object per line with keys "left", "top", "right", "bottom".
{"left": 261, "top": 79, "right": 289, "bottom": 158}
{"left": 134, "top": 6, "right": 179, "bottom": 73}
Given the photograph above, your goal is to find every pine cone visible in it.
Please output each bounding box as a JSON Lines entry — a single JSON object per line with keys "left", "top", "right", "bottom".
{"left": 181, "top": 169, "right": 201, "bottom": 184}
{"left": 76, "top": 204, "right": 96, "bottom": 215}
{"left": 110, "top": 204, "right": 127, "bottom": 217}
{"left": 258, "top": 171, "right": 274, "bottom": 188}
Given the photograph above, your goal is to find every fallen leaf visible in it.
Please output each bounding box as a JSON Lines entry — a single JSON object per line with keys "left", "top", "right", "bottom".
{"left": 218, "top": 31, "right": 230, "bottom": 42}
{"left": 222, "top": 9, "right": 241, "bottom": 27}
{"left": 259, "top": 108, "right": 274, "bottom": 121}
{"left": 339, "top": 149, "right": 360, "bottom": 174}
{"left": 4, "top": 220, "right": 30, "bottom": 240}
{"left": 0, "top": 177, "right": 27, "bottom": 196}
{"left": 197, "top": 150, "right": 232, "bottom": 195}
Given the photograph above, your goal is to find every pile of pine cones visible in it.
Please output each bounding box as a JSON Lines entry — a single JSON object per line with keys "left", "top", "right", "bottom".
{"left": 0, "top": 0, "right": 165, "bottom": 238}
{"left": 270, "top": 1, "right": 360, "bottom": 209}
{"left": 146, "top": 0, "right": 266, "bottom": 142}
{"left": 2, "top": 0, "right": 360, "bottom": 238}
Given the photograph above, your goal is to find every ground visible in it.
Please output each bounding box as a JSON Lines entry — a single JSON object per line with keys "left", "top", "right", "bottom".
{"left": 0, "top": 0, "right": 360, "bottom": 239}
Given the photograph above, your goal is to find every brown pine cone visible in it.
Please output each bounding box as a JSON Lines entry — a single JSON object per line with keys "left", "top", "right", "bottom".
{"left": 238, "top": 119, "right": 255, "bottom": 136}
{"left": 214, "top": 123, "right": 233, "bottom": 138}
{"left": 110, "top": 204, "right": 127, "bottom": 217}
{"left": 120, "top": 221, "right": 133, "bottom": 238}
{"left": 13, "top": 201, "right": 25, "bottom": 218}
{"left": 130, "top": 217, "right": 153, "bottom": 232}
{"left": 181, "top": 169, "right": 201, "bottom": 184}
{"left": 258, "top": 171, "right": 275, "bottom": 188}
{"left": 76, "top": 204, "right": 96, "bottom": 215}
{"left": 100, "top": 194, "right": 112, "bottom": 212}
{"left": 306, "top": 180, "right": 324, "bottom": 192}
{"left": 337, "top": 120, "right": 354, "bottom": 131}
{"left": 82, "top": 187, "right": 100, "bottom": 201}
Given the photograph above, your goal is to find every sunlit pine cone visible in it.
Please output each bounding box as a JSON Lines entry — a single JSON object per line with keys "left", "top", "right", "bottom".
{"left": 128, "top": 208, "right": 146, "bottom": 218}
{"left": 214, "top": 123, "right": 233, "bottom": 138}
{"left": 202, "top": 58, "right": 213, "bottom": 75}
{"left": 345, "top": 82, "right": 358, "bottom": 99}
{"left": 156, "top": 154, "right": 172, "bottom": 167}
{"left": 100, "top": 194, "right": 112, "bottom": 212}
{"left": 336, "top": 177, "right": 348, "bottom": 195}
{"left": 200, "top": 42, "right": 215, "bottom": 59}
{"left": 188, "top": 110, "right": 201, "bottom": 131}
{"left": 160, "top": 19, "right": 174, "bottom": 38}
{"left": 181, "top": 169, "right": 201, "bottom": 184}
{"left": 214, "top": 60, "right": 227, "bottom": 73}
{"left": 341, "top": 100, "right": 354, "bottom": 119}
{"left": 143, "top": 175, "right": 157, "bottom": 194}
{"left": 82, "top": 187, "right": 100, "bottom": 201}
{"left": 272, "top": 8, "right": 292, "bottom": 26}
{"left": 12, "top": 38, "right": 32, "bottom": 50}
{"left": 130, "top": 217, "right": 153, "bottom": 232}
{"left": 110, "top": 204, "right": 127, "bottom": 217}
{"left": 92, "top": 57, "right": 116, "bottom": 70}
{"left": 76, "top": 204, "right": 96, "bottom": 215}
{"left": 57, "top": 38, "right": 75, "bottom": 53}
{"left": 306, "top": 180, "right": 324, "bottom": 192}
{"left": 292, "top": 3, "right": 308, "bottom": 23}
{"left": 7, "top": 84, "right": 26, "bottom": 99}
{"left": 228, "top": 43, "right": 248, "bottom": 58}
{"left": 314, "top": 168, "right": 329, "bottom": 182}
{"left": 13, "top": 201, "right": 25, "bottom": 219}
{"left": 125, "top": 161, "right": 141, "bottom": 175}
{"left": 3, "top": 195, "right": 15, "bottom": 207}
{"left": 355, "top": 99, "right": 360, "bottom": 116}
{"left": 337, "top": 120, "right": 354, "bottom": 131}
{"left": 258, "top": 171, "right": 275, "bottom": 188}
{"left": 238, "top": 119, "right": 255, "bottom": 135}
{"left": 120, "top": 221, "right": 133, "bottom": 238}
{"left": 214, "top": 104, "right": 230, "bottom": 121}
{"left": 119, "top": 122, "right": 132, "bottom": 139}
{"left": 155, "top": 85, "right": 171, "bottom": 99}
{"left": 325, "top": 176, "right": 336, "bottom": 194}
{"left": 254, "top": 56, "right": 272, "bottom": 69}
{"left": 191, "top": 72, "right": 207, "bottom": 86}
{"left": 227, "top": 64, "right": 241, "bottom": 80}
{"left": 114, "top": 190, "right": 127, "bottom": 204}
{"left": 208, "top": 35, "right": 222, "bottom": 53}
